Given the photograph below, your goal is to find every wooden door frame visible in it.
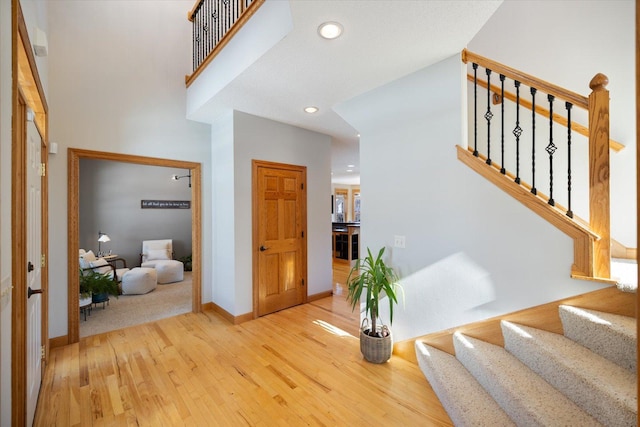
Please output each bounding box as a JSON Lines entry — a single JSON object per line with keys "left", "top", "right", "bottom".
{"left": 252, "top": 160, "right": 308, "bottom": 318}
{"left": 11, "top": 1, "right": 49, "bottom": 424}
{"left": 67, "top": 149, "right": 202, "bottom": 343}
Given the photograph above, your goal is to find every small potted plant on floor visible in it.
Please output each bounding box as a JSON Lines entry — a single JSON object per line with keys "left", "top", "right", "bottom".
{"left": 346, "top": 247, "right": 402, "bottom": 363}
{"left": 79, "top": 269, "right": 119, "bottom": 307}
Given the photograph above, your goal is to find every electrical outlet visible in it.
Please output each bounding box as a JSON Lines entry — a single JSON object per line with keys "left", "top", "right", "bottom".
{"left": 394, "top": 235, "right": 406, "bottom": 248}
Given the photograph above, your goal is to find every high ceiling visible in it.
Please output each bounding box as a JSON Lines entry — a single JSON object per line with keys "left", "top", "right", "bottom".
{"left": 193, "top": 0, "right": 503, "bottom": 184}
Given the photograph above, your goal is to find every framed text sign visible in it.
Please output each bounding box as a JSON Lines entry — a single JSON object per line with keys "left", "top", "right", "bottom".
{"left": 141, "top": 200, "right": 191, "bottom": 209}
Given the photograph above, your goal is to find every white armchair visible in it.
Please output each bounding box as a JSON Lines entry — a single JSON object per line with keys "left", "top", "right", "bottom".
{"left": 140, "top": 239, "right": 184, "bottom": 284}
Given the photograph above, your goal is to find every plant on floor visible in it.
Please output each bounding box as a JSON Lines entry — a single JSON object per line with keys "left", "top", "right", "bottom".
{"left": 346, "top": 246, "right": 402, "bottom": 363}
{"left": 79, "top": 268, "right": 119, "bottom": 299}
{"left": 177, "top": 254, "right": 192, "bottom": 271}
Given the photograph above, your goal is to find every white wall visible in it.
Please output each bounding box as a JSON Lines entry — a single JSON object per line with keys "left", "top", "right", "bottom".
{"left": 47, "top": 0, "right": 210, "bottom": 339}
{"left": 211, "top": 111, "right": 235, "bottom": 311}
{"left": 336, "top": 54, "right": 607, "bottom": 343}
{"left": 210, "top": 111, "right": 332, "bottom": 316}
{"left": 468, "top": 0, "right": 636, "bottom": 247}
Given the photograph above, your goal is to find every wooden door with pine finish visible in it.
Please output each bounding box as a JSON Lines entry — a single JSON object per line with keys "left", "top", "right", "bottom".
{"left": 253, "top": 161, "right": 307, "bottom": 317}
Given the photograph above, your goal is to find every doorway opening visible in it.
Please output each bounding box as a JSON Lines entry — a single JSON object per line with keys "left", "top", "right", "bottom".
{"left": 68, "top": 149, "right": 202, "bottom": 343}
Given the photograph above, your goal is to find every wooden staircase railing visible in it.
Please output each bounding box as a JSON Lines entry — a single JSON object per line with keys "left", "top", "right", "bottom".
{"left": 460, "top": 49, "right": 613, "bottom": 281}
{"left": 185, "top": 0, "right": 265, "bottom": 87}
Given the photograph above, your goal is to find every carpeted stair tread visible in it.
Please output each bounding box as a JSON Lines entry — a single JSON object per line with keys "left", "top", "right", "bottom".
{"left": 559, "top": 305, "right": 636, "bottom": 372}
{"left": 453, "top": 332, "right": 602, "bottom": 426}
{"left": 501, "top": 320, "right": 637, "bottom": 427}
{"left": 612, "top": 258, "right": 637, "bottom": 293}
{"left": 415, "top": 340, "right": 515, "bottom": 427}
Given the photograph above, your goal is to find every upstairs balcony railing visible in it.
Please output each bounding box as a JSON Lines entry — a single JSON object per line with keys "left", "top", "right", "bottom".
{"left": 459, "top": 49, "right": 615, "bottom": 280}
{"left": 186, "top": 0, "right": 264, "bottom": 86}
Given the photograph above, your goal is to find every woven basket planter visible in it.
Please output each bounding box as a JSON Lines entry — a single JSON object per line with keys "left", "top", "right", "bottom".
{"left": 360, "top": 324, "right": 392, "bottom": 364}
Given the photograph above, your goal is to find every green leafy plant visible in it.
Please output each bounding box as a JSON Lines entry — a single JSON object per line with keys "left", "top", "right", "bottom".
{"left": 346, "top": 247, "right": 402, "bottom": 337}
{"left": 177, "top": 254, "right": 192, "bottom": 271}
{"left": 79, "top": 269, "right": 119, "bottom": 299}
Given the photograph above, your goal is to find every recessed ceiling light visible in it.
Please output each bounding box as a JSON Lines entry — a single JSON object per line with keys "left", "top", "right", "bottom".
{"left": 318, "top": 21, "right": 343, "bottom": 40}
{"left": 347, "top": 164, "right": 355, "bottom": 168}
{"left": 304, "top": 106, "right": 319, "bottom": 114}
{"left": 347, "top": 169, "right": 353, "bottom": 172}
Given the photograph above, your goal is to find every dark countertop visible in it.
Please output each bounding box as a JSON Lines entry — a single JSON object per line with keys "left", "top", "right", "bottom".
{"left": 332, "top": 222, "right": 360, "bottom": 232}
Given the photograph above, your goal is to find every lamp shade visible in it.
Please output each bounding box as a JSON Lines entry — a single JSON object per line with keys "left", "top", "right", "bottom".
{"left": 98, "top": 234, "right": 111, "bottom": 243}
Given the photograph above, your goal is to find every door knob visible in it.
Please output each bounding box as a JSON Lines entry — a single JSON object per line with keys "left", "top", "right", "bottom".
{"left": 259, "top": 245, "right": 268, "bottom": 252}
{"left": 28, "top": 287, "right": 43, "bottom": 299}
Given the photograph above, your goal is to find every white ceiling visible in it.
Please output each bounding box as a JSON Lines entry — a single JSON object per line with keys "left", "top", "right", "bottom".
{"left": 196, "top": 0, "right": 503, "bottom": 184}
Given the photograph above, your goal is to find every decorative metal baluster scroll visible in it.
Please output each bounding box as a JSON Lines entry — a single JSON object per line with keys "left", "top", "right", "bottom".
{"left": 500, "top": 74, "right": 506, "bottom": 174}
{"left": 546, "top": 95, "right": 557, "bottom": 206}
{"left": 485, "top": 68, "right": 493, "bottom": 165}
{"left": 530, "top": 87, "right": 537, "bottom": 195}
{"left": 513, "top": 81, "right": 522, "bottom": 184}
{"left": 566, "top": 102, "right": 574, "bottom": 218}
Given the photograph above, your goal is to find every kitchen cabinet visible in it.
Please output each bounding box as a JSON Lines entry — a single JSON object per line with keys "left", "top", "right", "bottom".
{"left": 332, "top": 223, "right": 360, "bottom": 264}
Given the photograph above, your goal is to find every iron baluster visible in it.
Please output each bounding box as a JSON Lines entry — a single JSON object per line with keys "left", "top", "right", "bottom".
{"left": 473, "top": 63, "right": 478, "bottom": 157}
{"left": 546, "top": 94, "right": 556, "bottom": 206}
{"left": 485, "top": 68, "right": 493, "bottom": 165}
{"left": 530, "top": 87, "right": 537, "bottom": 195}
{"left": 204, "top": 0, "right": 209, "bottom": 67}
{"left": 192, "top": 10, "right": 196, "bottom": 71}
{"left": 500, "top": 74, "right": 505, "bottom": 174}
{"left": 513, "top": 81, "right": 522, "bottom": 184}
{"left": 566, "top": 102, "right": 574, "bottom": 218}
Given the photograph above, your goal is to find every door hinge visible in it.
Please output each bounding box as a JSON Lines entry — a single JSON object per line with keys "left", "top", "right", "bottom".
{"left": 39, "top": 163, "right": 46, "bottom": 177}
{"left": 41, "top": 254, "right": 46, "bottom": 268}
{"left": 301, "top": 183, "right": 304, "bottom": 190}
{"left": 301, "top": 279, "right": 305, "bottom": 287}
{"left": 301, "top": 231, "right": 304, "bottom": 238}
{"left": 41, "top": 345, "right": 45, "bottom": 360}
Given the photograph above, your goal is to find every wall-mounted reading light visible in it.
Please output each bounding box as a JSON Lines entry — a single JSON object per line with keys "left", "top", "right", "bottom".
{"left": 171, "top": 170, "right": 192, "bottom": 188}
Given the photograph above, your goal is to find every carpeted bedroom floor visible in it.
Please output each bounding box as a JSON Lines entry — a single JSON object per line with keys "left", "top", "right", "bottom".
{"left": 80, "top": 271, "right": 192, "bottom": 338}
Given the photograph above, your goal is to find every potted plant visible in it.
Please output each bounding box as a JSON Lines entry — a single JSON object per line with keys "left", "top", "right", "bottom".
{"left": 177, "top": 254, "right": 192, "bottom": 271}
{"left": 79, "top": 268, "right": 119, "bottom": 307}
{"left": 346, "top": 246, "right": 402, "bottom": 363}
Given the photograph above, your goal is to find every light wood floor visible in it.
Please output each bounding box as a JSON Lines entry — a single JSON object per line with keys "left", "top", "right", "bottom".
{"left": 34, "top": 262, "right": 452, "bottom": 426}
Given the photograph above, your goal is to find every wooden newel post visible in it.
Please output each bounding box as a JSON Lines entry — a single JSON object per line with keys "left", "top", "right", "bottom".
{"left": 588, "top": 73, "right": 611, "bottom": 278}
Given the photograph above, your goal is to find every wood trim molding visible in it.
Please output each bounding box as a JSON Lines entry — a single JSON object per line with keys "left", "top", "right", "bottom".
{"left": 611, "top": 239, "right": 637, "bottom": 260}
{"left": 67, "top": 149, "right": 202, "bottom": 343}
{"left": 206, "top": 302, "right": 253, "bottom": 325}
{"left": 462, "top": 49, "right": 588, "bottom": 109}
{"left": 308, "top": 290, "right": 333, "bottom": 302}
{"left": 12, "top": 2, "right": 50, "bottom": 424}
{"left": 48, "top": 335, "right": 68, "bottom": 350}
{"left": 395, "top": 285, "right": 636, "bottom": 364}
{"left": 467, "top": 73, "right": 624, "bottom": 152}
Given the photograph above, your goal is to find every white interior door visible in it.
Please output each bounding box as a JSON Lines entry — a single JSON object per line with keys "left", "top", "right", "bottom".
{"left": 26, "top": 119, "right": 43, "bottom": 426}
